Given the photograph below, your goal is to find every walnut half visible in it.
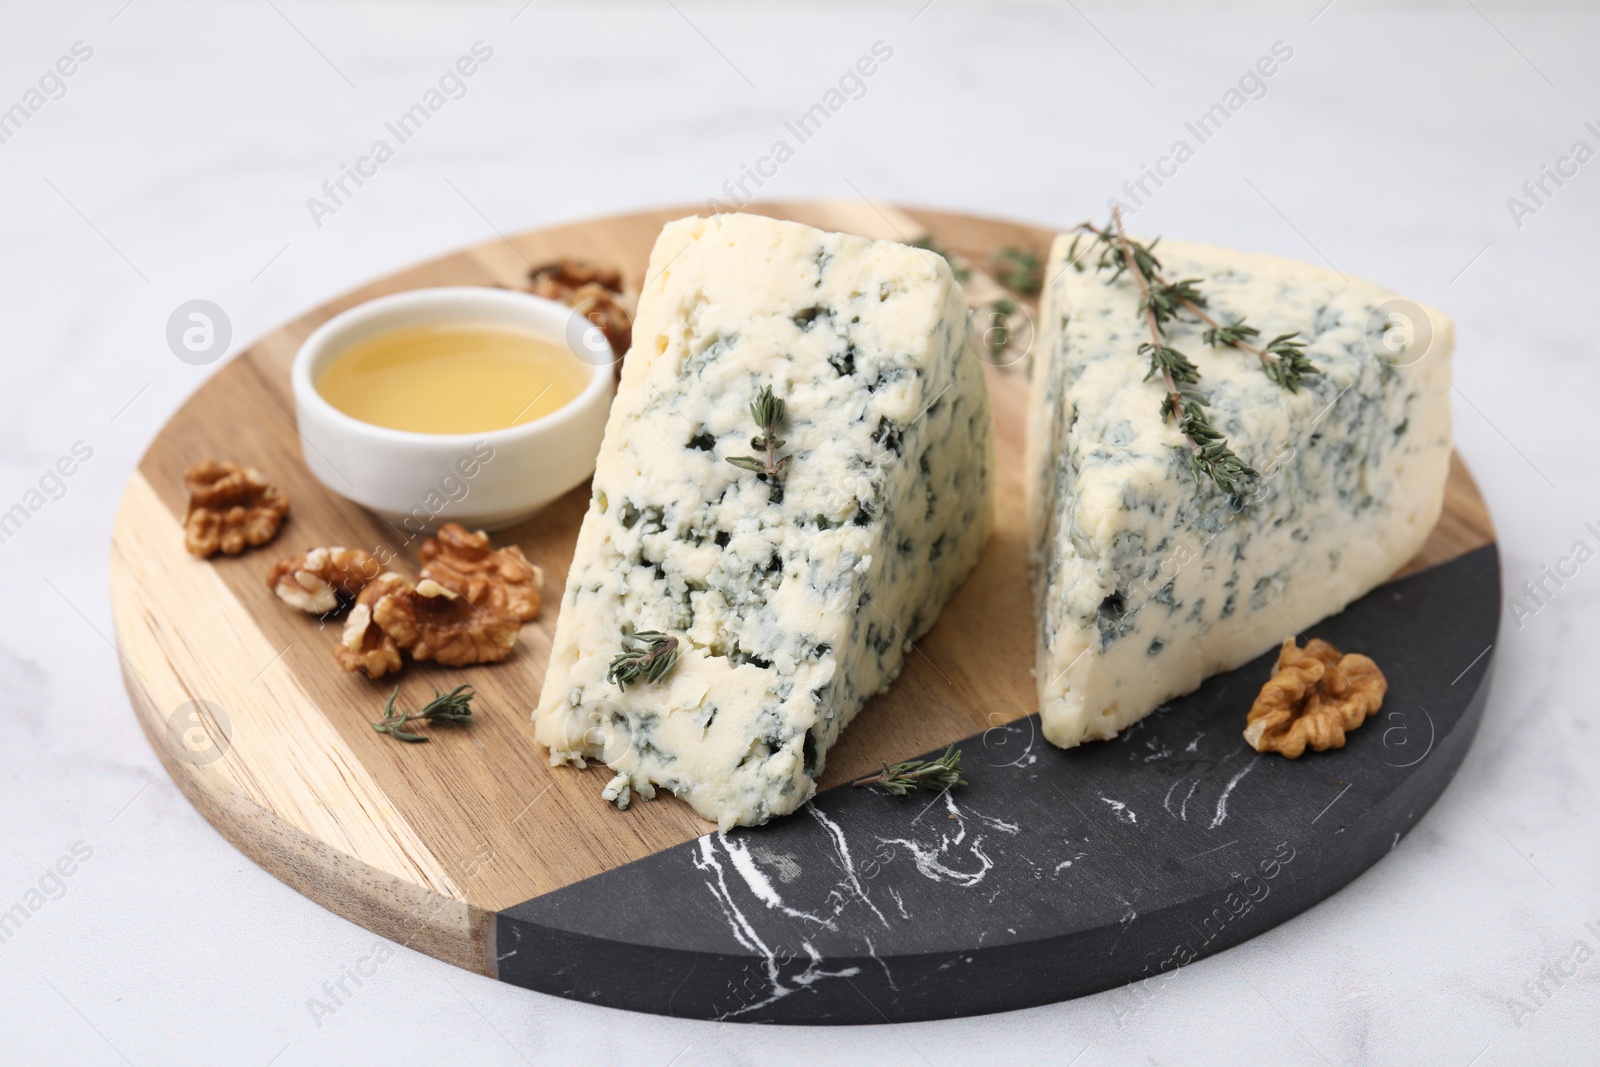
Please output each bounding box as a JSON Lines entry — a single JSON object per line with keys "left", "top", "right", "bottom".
{"left": 1244, "top": 637, "right": 1388, "bottom": 759}
{"left": 419, "top": 523, "right": 543, "bottom": 623}
{"left": 372, "top": 578, "right": 520, "bottom": 667}
{"left": 183, "top": 459, "right": 290, "bottom": 558}
{"left": 334, "top": 572, "right": 410, "bottom": 680}
{"left": 267, "top": 547, "right": 381, "bottom": 614}
{"left": 322, "top": 529, "right": 536, "bottom": 679}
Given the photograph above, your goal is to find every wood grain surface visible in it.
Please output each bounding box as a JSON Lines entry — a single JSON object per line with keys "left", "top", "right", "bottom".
{"left": 109, "top": 201, "right": 1495, "bottom": 975}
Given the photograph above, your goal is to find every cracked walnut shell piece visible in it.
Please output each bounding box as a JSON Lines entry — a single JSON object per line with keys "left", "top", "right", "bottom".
{"left": 1244, "top": 637, "right": 1388, "bottom": 758}
{"left": 335, "top": 572, "right": 410, "bottom": 680}
{"left": 419, "top": 523, "right": 543, "bottom": 622}
{"left": 267, "top": 547, "right": 381, "bottom": 614}
{"left": 373, "top": 578, "right": 519, "bottom": 667}
{"left": 183, "top": 459, "right": 290, "bottom": 557}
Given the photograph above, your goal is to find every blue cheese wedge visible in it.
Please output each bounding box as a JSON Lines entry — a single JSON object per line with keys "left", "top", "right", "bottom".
{"left": 534, "top": 213, "right": 994, "bottom": 829}
{"left": 1027, "top": 235, "right": 1452, "bottom": 748}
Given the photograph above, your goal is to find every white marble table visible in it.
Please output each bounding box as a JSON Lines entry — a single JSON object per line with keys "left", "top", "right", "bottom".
{"left": 2, "top": 1, "right": 1596, "bottom": 1063}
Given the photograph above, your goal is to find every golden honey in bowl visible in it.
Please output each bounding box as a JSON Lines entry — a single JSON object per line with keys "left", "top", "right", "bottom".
{"left": 316, "top": 323, "right": 588, "bottom": 434}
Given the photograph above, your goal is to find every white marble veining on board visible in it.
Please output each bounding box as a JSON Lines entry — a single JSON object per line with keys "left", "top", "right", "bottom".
{"left": 1, "top": 1, "right": 1597, "bottom": 1064}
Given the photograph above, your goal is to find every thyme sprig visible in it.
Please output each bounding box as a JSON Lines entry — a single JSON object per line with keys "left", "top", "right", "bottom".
{"left": 1074, "top": 215, "right": 1318, "bottom": 392}
{"left": 371, "top": 684, "right": 476, "bottom": 743}
{"left": 1077, "top": 210, "right": 1258, "bottom": 495}
{"left": 726, "top": 386, "right": 790, "bottom": 479}
{"left": 852, "top": 745, "right": 968, "bottom": 796}
{"left": 994, "top": 246, "right": 1043, "bottom": 296}
{"left": 607, "top": 630, "right": 681, "bottom": 690}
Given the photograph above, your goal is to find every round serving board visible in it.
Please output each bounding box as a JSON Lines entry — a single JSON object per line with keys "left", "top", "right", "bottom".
{"left": 111, "top": 201, "right": 1500, "bottom": 1024}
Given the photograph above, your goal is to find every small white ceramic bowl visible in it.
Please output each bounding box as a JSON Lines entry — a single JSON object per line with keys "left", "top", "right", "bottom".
{"left": 292, "top": 286, "right": 615, "bottom": 532}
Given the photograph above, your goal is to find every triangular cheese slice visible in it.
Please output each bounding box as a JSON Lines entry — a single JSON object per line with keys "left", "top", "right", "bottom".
{"left": 536, "top": 213, "right": 994, "bottom": 828}
{"left": 1027, "top": 235, "right": 1452, "bottom": 747}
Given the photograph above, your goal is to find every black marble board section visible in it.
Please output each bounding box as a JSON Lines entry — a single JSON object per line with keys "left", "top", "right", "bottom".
{"left": 496, "top": 545, "right": 1500, "bottom": 1024}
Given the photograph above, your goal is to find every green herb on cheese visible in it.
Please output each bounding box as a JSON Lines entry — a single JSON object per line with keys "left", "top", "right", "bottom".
{"left": 1076, "top": 210, "right": 1258, "bottom": 495}
{"left": 1073, "top": 215, "right": 1320, "bottom": 393}
{"left": 725, "top": 385, "right": 791, "bottom": 478}
{"left": 1205, "top": 323, "right": 1319, "bottom": 391}
{"left": 607, "top": 630, "right": 681, "bottom": 690}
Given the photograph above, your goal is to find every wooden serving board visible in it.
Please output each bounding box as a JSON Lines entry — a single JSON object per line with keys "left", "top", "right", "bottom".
{"left": 111, "top": 202, "right": 1499, "bottom": 1023}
